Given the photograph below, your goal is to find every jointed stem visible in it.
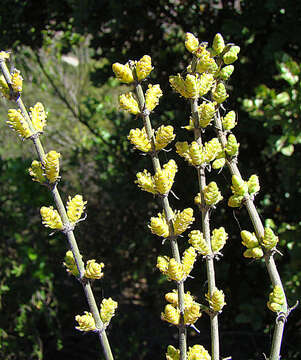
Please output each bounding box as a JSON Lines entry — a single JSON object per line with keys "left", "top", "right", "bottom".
{"left": 135, "top": 82, "right": 187, "bottom": 360}
{"left": 0, "top": 59, "right": 114, "bottom": 360}
{"left": 214, "top": 108, "right": 287, "bottom": 360}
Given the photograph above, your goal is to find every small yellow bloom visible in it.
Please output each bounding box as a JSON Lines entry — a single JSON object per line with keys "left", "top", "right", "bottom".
{"left": 203, "top": 182, "right": 223, "bottom": 206}
{"left": 243, "top": 247, "right": 264, "bottom": 259}
{"left": 262, "top": 227, "right": 278, "bottom": 250}
{"left": 212, "top": 33, "right": 225, "bottom": 55}
{"left": 119, "top": 92, "right": 140, "bottom": 115}
{"left": 44, "top": 150, "right": 61, "bottom": 184}
{"left": 198, "top": 101, "right": 216, "bottom": 128}
{"left": 85, "top": 259, "right": 104, "bottom": 280}
{"left": 182, "top": 246, "right": 197, "bottom": 276}
{"left": 185, "top": 32, "right": 199, "bottom": 53}
{"left": 225, "top": 134, "right": 239, "bottom": 156}
{"left": 188, "top": 230, "right": 210, "bottom": 256}
{"left": 28, "top": 160, "right": 46, "bottom": 184}
{"left": 212, "top": 83, "right": 228, "bottom": 104}
{"left": 173, "top": 208, "right": 194, "bottom": 236}
{"left": 145, "top": 84, "right": 163, "bottom": 111}
{"left": 155, "top": 125, "right": 175, "bottom": 151}
{"left": 10, "top": 69, "right": 23, "bottom": 92}
{"left": 0, "top": 74, "right": 10, "bottom": 99}
{"left": 166, "top": 345, "right": 180, "bottom": 360}
{"left": 241, "top": 230, "right": 259, "bottom": 249}
{"left": 153, "top": 159, "right": 177, "bottom": 195}
{"left": 136, "top": 169, "right": 156, "bottom": 194}
{"left": 222, "top": 110, "right": 236, "bottom": 130}
{"left": 184, "top": 302, "right": 201, "bottom": 325}
{"left": 75, "top": 311, "right": 96, "bottom": 332}
{"left": 206, "top": 288, "right": 226, "bottom": 312}
{"left": 231, "top": 175, "right": 248, "bottom": 196}
{"left": 136, "top": 55, "right": 153, "bottom": 81}
{"left": 40, "top": 206, "right": 63, "bottom": 230}
{"left": 63, "top": 250, "right": 81, "bottom": 277}
{"left": 7, "top": 109, "right": 33, "bottom": 139}
{"left": 112, "top": 62, "right": 134, "bottom": 84}
{"left": 223, "top": 46, "right": 240, "bottom": 65}
{"left": 211, "top": 227, "right": 228, "bottom": 253}
{"left": 267, "top": 285, "right": 285, "bottom": 313}
{"left": 167, "top": 258, "right": 185, "bottom": 282}
{"left": 128, "top": 127, "right": 151, "bottom": 152}
{"left": 0, "top": 51, "right": 10, "bottom": 60}
{"left": 30, "top": 102, "right": 47, "bottom": 132}
{"left": 161, "top": 304, "right": 180, "bottom": 325}
{"left": 156, "top": 255, "right": 170, "bottom": 274}
{"left": 187, "top": 344, "right": 211, "bottom": 360}
{"left": 247, "top": 174, "right": 260, "bottom": 195}
{"left": 149, "top": 212, "right": 169, "bottom": 237}
{"left": 66, "top": 195, "right": 87, "bottom": 223}
{"left": 165, "top": 289, "right": 194, "bottom": 308}
{"left": 100, "top": 298, "right": 118, "bottom": 324}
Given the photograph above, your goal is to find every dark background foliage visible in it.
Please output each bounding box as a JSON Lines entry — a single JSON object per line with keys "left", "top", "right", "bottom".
{"left": 1, "top": 1, "right": 301, "bottom": 359}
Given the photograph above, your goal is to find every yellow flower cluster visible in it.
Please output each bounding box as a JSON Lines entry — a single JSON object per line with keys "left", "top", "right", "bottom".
{"left": 149, "top": 211, "right": 169, "bottom": 237}
{"left": 0, "top": 74, "right": 10, "bottom": 99}
{"left": 75, "top": 311, "right": 96, "bottom": 332}
{"left": 100, "top": 297, "right": 118, "bottom": 324}
{"left": 222, "top": 110, "right": 236, "bottom": 130}
{"left": 176, "top": 138, "right": 222, "bottom": 167}
{"left": 169, "top": 73, "right": 214, "bottom": 99}
{"left": 198, "top": 101, "right": 216, "bottom": 128}
{"left": 212, "top": 83, "right": 228, "bottom": 104}
{"left": 156, "top": 246, "right": 197, "bottom": 282}
{"left": 267, "top": 285, "right": 285, "bottom": 313}
{"left": 188, "top": 230, "right": 210, "bottom": 256}
{"left": 7, "top": 109, "right": 32, "bottom": 139}
{"left": 185, "top": 32, "right": 199, "bottom": 54}
{"left": 219, "top": 65, "right": 234, "bottom": 81}
{"left": 136, "top": 160, "right": 177, "bottom": 195}
{"left": 44, "top": 150, "right": 61, "bottom": 184}
{"left": 241, "top": 230, "right": 263, "bottom": 259}
{"left": 40, "top": 206, "right": 63, "bottom": 230}
{"left": 212, "top": 33, "right": 225, "bottom": 55}
{"left": 162, "top": 289, "right": 201, "bottom": 326}
{"left": 225, "top": 134, "right": 239, "bottom": 156}
{"left": 166, "top": 344, "right": 211, "bottom": 360}
{"left": 135, "top": 55, "right": 153, "bottom": 81}
{"left": 112, "top": 62, "right": 134, "bottom": 84}
{"left": 119, "top": 92, "right": 140, "bottom": 115}
{"left": 206, "top": 288, "right": 226, "bottom": 312}
{"left": 63, "top": 250, "right": 81, "bottom": 277}
{"left": 155, "top": 125, "right": 176, "bottom": 151}
{"left": 29, "top": 160, "right": 46, "bottom": 184}
{"left": 211, "top": 227, "right": 228, "bottom": 253}
{"left": 262, "top": 227, "right": 278, "bottom": 250}
{"left": 85, "top": 259, "right": 104, "bottom": 280}
{"left": 228, "top": 175, "right": 247, "bottom": 208}
{"left": 223, "top": 46, "right": 240, "bottom": 65}
{"left": 145, "top": 84, "right": 163, "bottom": 111}
{"left": 10, "top": 69, "right": 23, "bottom": 92}
{"left": 112, "top": 55, "right": 153, "bottom": 83}
{"left": 66, "top": 194, "right": 87, "bottom": 224}
{"left": 247, "top": 174, "right": 260, "bottom": 195}
{"left": 30, "top": 102, "right": 47, "bottom": 132}
{"left": 203, "top": 181, "right": 223, "bottom": 206}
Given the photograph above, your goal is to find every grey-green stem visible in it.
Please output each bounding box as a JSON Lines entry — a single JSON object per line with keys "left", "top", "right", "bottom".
{"left": 191, "top": 99, "right": 220, "bottom": 360}
{"left": 0, "top": 60, "right": 114, "bottom": 360}
{"left": 134, "top": 82, "right": 187, "bottom": 360}
{"left": 214, "top": 108, "right": 288, "bottom": 360}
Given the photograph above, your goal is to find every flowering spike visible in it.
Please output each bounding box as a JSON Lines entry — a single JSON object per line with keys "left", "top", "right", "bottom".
{"left": 212, "top": 83, "right": 228, "bottom": 104}
{"left": 155, "top": 125, "right": 175, "bottom": 150}
{"left": 66, "top": 195, "right": 87, "bottom": 223}
{"left": 241, "top": 230, "right": 259, "bottom": 249}
{"left": 149, "top": 212, "right": 169, "bottom": 237}
{"left": 173, "top": 208, "right": 195, "bottom": 236}
{"left": 40, "top": 206, "right": 63, "bottom": 230}
{"left": 225, "top": 134, "right": 239, "bottom": 156}
{"left": 128, "top": 127, "right": 151, "bottom": 152}
{"left": 7, "top": 109, "right": 33, "bottom": 139}
{"left": 184, "top": 302, "right": 201, "bottom": 325}
{"left": 145, "top": 84, "right": 163, "bottom": 111}
{"left": 223, "top": 46, "right": 240, "bottom": 65}
{"left": 44, "top": 150, "right": 61, "bottom": 184}
{"left": 212, "top": 33, "right": 225, "bottom": 55}
{"left": 10, "top": 69, "right": 23, "bottom": 93}
{"left": 166, "top": 345, "right": 180, "bottom": 360}
{"left": 231, "top": 175, "right": 248, "bottom": 196}
{"left": 198, "top": 101, "right": 216, "bottom": 128}
{"left": 112, "top": 62, "right": 134, "bottom": 84}
{"left": 222, "top": 110, "right": 236, "bottom": 130}
{"left": 211, "top": 227, "right": 228, "bottom": 253}
{"left": 267, "top": 285, "right": 285, "bottom": 313}
{"left": 119, "top": 92, "right": 140, "bottom": 115}
{"left": 30, "top": 102, "right": 47, "bottom": 132}
{"left": 167, "top": 258, "right": 185, "bottom": 282}
{"left": 100, "top": 298, "right": 118, "bottom": 324}
{"left": 136, "top": 55, "right": 153, "bottom": 81}
{"left": 262, "top": 227, "right": 279, "bottom": 250}
{"left": 203, "top": 182, "right": 223, "bottom": 206}
{"left": 63, "top": 250, "right": 81, "bottom": 277}
{"left": 219, "top": 65, "right": 234, "bottom": 81}
{"left": 161, "top": 304, "right": 180, "bottom": 325}
{"left": 188, "top": 230, "right": 210, "bottom": 255}
{"left": 247, "top": 174, "right": 260, "bottom": 195}
{"left": 29, "top": 160, "right": 47, "bottom": 184}
{"left": 75, "top": 311, "right": 96, "bottom": 332}
{"left": 182, "top": 246, "right": 197, "bottom": 276}
{"left": 187, "top": 345, "right": 211, "bottom": 360}
{"left": 206, "top": 288, "right": 226, "bottom": 312}
{"left": 136, "top": 169, "right": 156, "bottom": 194}
{"left": 185, "top": 32, "right": 199, "bottom": 53}
{"left": 85, "top": 259, "right": 104, "bottom": 279}
{"left": 154, "top": 159, "right": 178, "bottom": 195}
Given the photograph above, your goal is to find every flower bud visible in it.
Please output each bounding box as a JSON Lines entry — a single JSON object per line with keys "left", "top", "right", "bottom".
{"left": 188, "top": 230, "right": 209, "bottom": 255}
{"left": 262, "top": 227, "right": 278, "bottom": 250}
{"left": 149, "top": 212, "right": 169, "bottom": 237}
{"left": 231, "top": 175, "right": 248, "bottom": 196}
{"left": 267, "top": 285, "right": 285, "bottom": 313}
{"left": 173, "top": 208, "right": 194, "bottom": 236}
{"left": 228, "top": 194, "right": 243, "bottom": 208}
{"left": 212, "top": 158, "right": 226, "bottom": 169}
{"left": 206, "top": 288, "right": 226, "bottom": 312}
{"left": 157, "top": 255, "right": 170, "bottom": 274}
{"left": 100, "top": 298, "right": 118, "bottom": 324}
{"left": 167, "top": 258, "right": 185, "bottom": 282}
{"left": 247, "top": 174, "right": 260, "bottom": 195}
{"left": 225, "top": 134, "right": 239, "bottom": 156}
{"left": 145, "top": 84, "right": 163, "bottom": 111}
{"left": 136, "top": 169, "right": 156, "bottom": 194}
{"left": 187, "top": 345, "right": 211, "bottom": 360}
{"left": 66, "top": 195, "right": 87, "bottom": 223}
{"left": 10, "top": 69, "right": 23, "bottom": 93}
{"left": 63, "top": 250, "right": 81, "bottom": 277}
{"left": 182, "top": 246, "right": 197, "bottom": 276}
{"left": 29, "top": 160, "right": 46, "bottom": 184}
{"left": 44, "top": 150, "right": 61, "bottom": 184}
{"left": 184, "top": 302, "right": 201, "bottom": 325}
{"left": 85, "top": 259, "right": 104, "bottom": 280}
{"left": 155, "top": 125, "right": 176, "bottom": 150}
{"left": 241, "top": 230, "right": 259, "bottom": 248}
{"left": 128, "top": 127, "right": 151, "bottom": 152}
{"left": 0, "top": 74, "right": 10, "bottom": 99}
{"left": 185, "top": 32, "right": 199, "bottom": 53}
{"left": 40, "top": 206, "right": 63, "bottom": 230}
{"left": 154, "top": 159, "right": 178, "bottom": 195}
{"left": 243, "top": 247, "right": 264, "bottom": 259}
{"left": 112, "top": 62, "right": 134, "bottom": 84}
{"left": 165, "top": 289, "right": 194, "bottom": 308}
{"left": 119, "top": 92, "right": 140, "bottom": 114}
{"left": 136, "top": 55, "right": 153, "bottom": 81}
{"left": 212, "top": 83, "right": 228, "bottom": 104}
{"left": 30, "top": 102, "right": 47, "bottom": 132}
{"left": 198, "top": 101, "right": 216, "bottom": 128}
{"left": 219, "top": 65, "right": 234, "bottom": 81}
{"left": 213, "top": 33, "right": 225, "bottom": 55}
{"left": 222, "top": 110, "right": 236, "bottom": 130}
{"left": 75, "top": 311, "right": 96, "bottom": 332}
{"left": 211, "top": 227, "right": 228, "bottom": 252}
{"left": 166, "top": 345, "right": 180, "bottom": 360}
{"left": 203, "top": 182, "right": 223, "bottom": 206}
{"left": 223, "top": 46, "right": 240, "bottom": 65}
{"left": 7, "top": 109, "right": 33, "bottom": 139}
{"left": 161, "top": 304, "right": 180, "bottom": 325}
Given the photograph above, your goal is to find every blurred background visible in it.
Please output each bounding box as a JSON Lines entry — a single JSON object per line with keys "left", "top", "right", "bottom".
{"left": 0, "top": 1, "right": 301, "bottom": 359}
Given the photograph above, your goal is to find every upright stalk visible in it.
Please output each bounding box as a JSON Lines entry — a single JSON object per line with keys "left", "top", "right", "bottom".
{"left": 0, "top": 57, "right": 114, "bottom": 360}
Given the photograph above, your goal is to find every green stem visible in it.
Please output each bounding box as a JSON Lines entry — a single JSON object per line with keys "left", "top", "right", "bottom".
{"left": 214, "top": 108, "right": 287, "bottom": 360}
{"left": 191, "top": 99, "right": 220, "bottom": 360}
{"left": 0, "top": 60, "right": 114, "bottom": 360}
{"left": 134, "top": 82, "right": 187, "bottom": 360}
